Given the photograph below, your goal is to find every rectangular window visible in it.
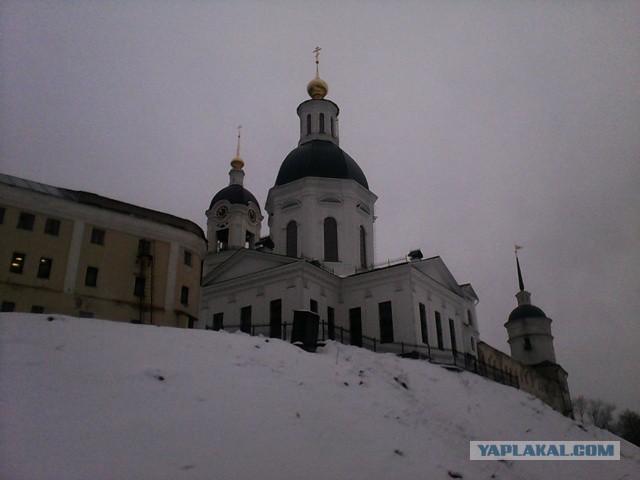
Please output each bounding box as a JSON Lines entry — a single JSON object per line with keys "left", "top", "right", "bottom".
{"left": 91, "top": 228, "right": 105, "bottom": 245}
{"left": 31, "top": 305, "right": 45, "bottom": 314}
{"left": 449, "top": 319, "right": 458, "bottom": 356}
{"left": 134, "top": 275, "right": 146, "bottom": 298}
{"left": 213, "top": 312, "right": 224, "bottom": 331}
{"left": 85, "top": 266, "right": 98, "bottom": 287}
{"left": 240, "top": 306, "right": 252, "bottom": 334}
{"left": 327, "top": 306, "right": 335, "bottom": 341}
{"left": 378, "top": 301, "right": 394, "bottom": 343}
{"left": 310, "top": 299, "right": 318, "bottom": 313}
{"left": 269, "top": 299, "right": 282, "bottom": 338}
{"left": 435, "top": 311, "right": 444, "bottom": 350}
{"left": 10, "top": 252, "right": 25, "bottom": 274}
{"left": 44, "top": 218, "right": 61, "bottom": 236}
{"left": 180, "top": 286, "right": 189, "bottom": 305}
{"left": 17, "top": 212, "right": 35, "bottom": 230}
{"left": 1, "top": 301, "right": 15, "bottom": 312}
{"left": 184, "top": 250, "right": 192, "bottom": 266}
{"left": 138, "top": 239, "right": 151, "bottom": 256}
{"left": 37, "top": 257, "right": 52, "bottom": 279}
{"left": 419, "top": 303, "right": 429, "bottom": 344}
{"left": 467, "top": 309, "right": 473, "bottom": 326}
{"left": 0, "top": 206, "right": 6, "bottom": 224}
{"left": 349, "top": 307, "right": 363, "bottom": 347}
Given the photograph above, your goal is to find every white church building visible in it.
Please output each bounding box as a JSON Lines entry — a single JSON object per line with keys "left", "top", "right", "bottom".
{"left": 199, "top": 59, "right": 481, "bottom": 367}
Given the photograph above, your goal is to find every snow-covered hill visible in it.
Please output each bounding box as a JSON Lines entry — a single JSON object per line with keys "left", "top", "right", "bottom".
{"left": 1, "top": 314, "right": 638, "bottom": 480}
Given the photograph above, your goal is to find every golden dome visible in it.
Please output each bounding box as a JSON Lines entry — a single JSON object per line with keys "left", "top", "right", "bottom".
{"left": 230, "top": 156, "right": 244, "bottom": 169}
{"left": 307, "top": 76, "right": 329, "bottom": 99}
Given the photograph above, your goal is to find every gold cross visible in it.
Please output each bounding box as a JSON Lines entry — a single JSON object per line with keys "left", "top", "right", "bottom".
{"left": 313, "top": 46, "right": 322, "bottom": 76}
{"left": 236, "top": 125, "right": 242, "bottom": 157}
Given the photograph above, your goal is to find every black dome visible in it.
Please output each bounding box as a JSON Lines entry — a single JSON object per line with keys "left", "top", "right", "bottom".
{"left": 209, "top": 184, "right": 260, "bottom": 211}
{"left": 508, "top": 304, "right": 547, "bottom": 322}
{"left": 275, "top": 140, "right": 369, "bottom": 189}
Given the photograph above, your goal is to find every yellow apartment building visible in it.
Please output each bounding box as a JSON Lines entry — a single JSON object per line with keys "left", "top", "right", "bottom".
{"left": 0, "top": 173, "right": 207, "bottom": 328}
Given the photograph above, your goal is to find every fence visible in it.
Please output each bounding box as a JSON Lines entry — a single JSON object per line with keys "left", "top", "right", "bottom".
{"left": 206, "top": 320, "right": 522, "bottom": 388}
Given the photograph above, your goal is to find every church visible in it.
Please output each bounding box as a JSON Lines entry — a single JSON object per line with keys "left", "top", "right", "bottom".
{"left": 198, "top": 54, "right": 571, "bottom": 415}
{"left": 201, "top": 54, "right": 479, "bottom": 366}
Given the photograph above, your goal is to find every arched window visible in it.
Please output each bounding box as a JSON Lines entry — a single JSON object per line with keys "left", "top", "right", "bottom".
{"left": 286, "top": 221, "right": 297, "bottom": 257}
{"left": 319, "top": 113, "right": 325, "bottom": 133}
{"left": 359, "top": 226, "right": 367, "bottom": 268}
{"left": 324, "top": 217, "right": 338, "bottom": 262}
{"left": 306, "top": 114, "right": 312, "bottom": 134}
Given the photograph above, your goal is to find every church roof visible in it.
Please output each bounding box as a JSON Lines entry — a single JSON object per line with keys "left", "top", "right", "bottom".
{"left": 275, "top": 140, "right": 369, "bottom": 189}
{"left": 209, "top": 184, "right": 261, "bottom": 211}
{"left": 508, "top": 304, "right": 546, "bottom": 322}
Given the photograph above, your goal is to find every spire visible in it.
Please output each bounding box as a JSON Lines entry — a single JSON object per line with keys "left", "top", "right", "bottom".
{"left": 515, "top": 245, "right": 525, "bottom": 291}
{"left": 514, "top": 245, "right": 531, "bottom": 306}
{"left": 229, "top": 125, "right": 245, "bottom": 186}
{"left": 307, "top": 46, "right": 329, "bottom": 99}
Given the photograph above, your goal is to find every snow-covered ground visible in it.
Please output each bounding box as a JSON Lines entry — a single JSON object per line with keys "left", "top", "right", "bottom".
{"left": 1, "top": 313, "right": 638, "bottom": 480}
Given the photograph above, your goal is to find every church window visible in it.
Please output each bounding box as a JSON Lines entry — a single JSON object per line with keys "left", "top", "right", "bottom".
{"left": 270, "top": 299, "right": 282, "bottom": 338}
{"left": 359, "top": 226, "right": 367, "bottom": 268}
{"left": 449, "top": 319, "right": 458, "bottom": 357}
{"left": 467, "top": 309, "right": 473, "bottom": 326}
{"left": 471, "top": 337, "right": 476, "bottom": 352}
{"left": 330, "top": 117, "right": 335, "bottom": 137}
{"left": 286, "top": 221, "right": 297, "bottom": 257}
{"left": 310, "top": 299, "right": 318, "bottom": 313}
{"left": 327, "top": 306, "right": 335, "bottom": 340}
{"left": 306, "top": 114, "right": 312, "bottom": 134}
{"left": 216, "top": 228, "right": 229, "bottom": 252}
{"left": 378, "top": 301, "right": 394, "bottom": 343}
{"left": 245, "top": 231, "right": 255, "bottom": 249}
{"left": 240, "top": 306, "right": 252, "bottom": 334}
{"left": 323, "top": 217, "right": 338, "bottom": 262}
{"left": 435, "top": 311, "right": 444, "bottom": 350}
{"left": 524, "top": 336, "right": 532, "bottom": 351}
{"left": 349, "top": 307, "right": 363, "bottom": 347}
{"left": 419, "top": 303, "right": 428, "bottom": 344}
{"left": 184, "top": 250, "right": 192, "bottom": 266}
{"left": 213, "top": 312, "right": 224, "bottom": 331}
{"left": 319, "top": 113, "right": 325, "bottom": 133}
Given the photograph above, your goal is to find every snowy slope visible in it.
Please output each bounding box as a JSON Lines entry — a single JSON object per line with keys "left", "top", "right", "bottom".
{"left": 1, "top": 314, "right": 638, "bottom": 480}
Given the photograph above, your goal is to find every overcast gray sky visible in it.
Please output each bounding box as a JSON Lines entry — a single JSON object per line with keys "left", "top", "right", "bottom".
{"left": 1, "top": 1, "right": 638, "bottom": 413}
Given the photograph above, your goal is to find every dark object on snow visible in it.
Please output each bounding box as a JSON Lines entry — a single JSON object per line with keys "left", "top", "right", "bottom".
{"left": 408, "top": 249, "right": 423, "bottom": 260}
{"left": 394, "top": 377, "right": 409, "bottom": 390}
{"left": 156, "top": 375, "right": 165, "bottom": 382}
{"left": 47, "top": 316, "right": 55, "bottom": 322}
{"left": 394, "top": 449, "right": 404, "bottom": 456}
{"left": 291, "top": 310, "right": 319, "bottom": 352}
{"left": 448, "top": 471, "right": 463, "bottom": 478}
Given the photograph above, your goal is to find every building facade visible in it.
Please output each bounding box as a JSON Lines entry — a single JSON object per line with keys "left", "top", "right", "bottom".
{"left": 200, "top": 64, "right": 480, "bottom": 366}
{"left": 0, "top": 173, "right": 206, "bottom": 327}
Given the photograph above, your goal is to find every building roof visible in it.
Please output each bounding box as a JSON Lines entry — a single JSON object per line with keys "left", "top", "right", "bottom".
{"left": 209, "top": 184, "right": 261, "bottom": 211}
{"left": 507, "top": 304, "right": 547, "bottom": 322}
{"left": 0, "top": 173, "right": 205, "bottom": 239}
{"left": 275, "top": 140, "right": 369, "bottom": 189}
